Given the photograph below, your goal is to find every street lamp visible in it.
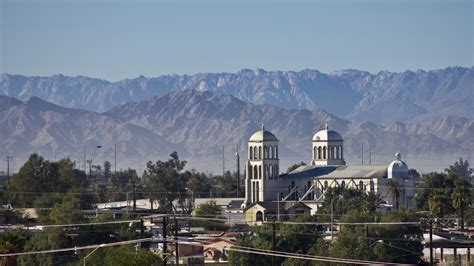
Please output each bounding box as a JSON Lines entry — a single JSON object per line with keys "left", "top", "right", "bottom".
{"left": 83, "top": 243, "right": 105, "bottom": 266}
{"left": 330, "top": 195, "right": 344, "bottom": 241}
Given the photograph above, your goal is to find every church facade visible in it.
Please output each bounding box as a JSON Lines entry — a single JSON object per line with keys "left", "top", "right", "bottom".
{"left": 242, "top": 123, "right": 415, "bottom": 224}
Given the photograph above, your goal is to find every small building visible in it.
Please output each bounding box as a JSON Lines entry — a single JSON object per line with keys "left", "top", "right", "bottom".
{"left": 244, "top": 201, "right": 311, "bottom": 225}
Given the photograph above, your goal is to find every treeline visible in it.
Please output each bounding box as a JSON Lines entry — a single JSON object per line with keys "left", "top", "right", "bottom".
{"left": 1, "top": 151, "right": 243, "bottom": 216}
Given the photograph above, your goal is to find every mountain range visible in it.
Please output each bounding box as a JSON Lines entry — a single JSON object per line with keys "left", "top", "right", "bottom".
{"left": 2, "top": 66, "right": 472, "bottom": 124}
{"left": 0, "top": 89, "right": 472, "bottom": 174}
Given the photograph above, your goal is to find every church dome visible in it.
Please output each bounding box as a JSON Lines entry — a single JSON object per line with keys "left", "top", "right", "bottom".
{"left": 312, "top": 122, "right": 343, "bottom": 142}
{"left": 387, "top": 152, "right": 409, "bottom": 179}
{"left": 249, "top": 124, "right": 278, "bottom": 142}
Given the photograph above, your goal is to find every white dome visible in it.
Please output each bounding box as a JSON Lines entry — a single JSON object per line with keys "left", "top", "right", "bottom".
{"left": 312, "top": 123, "right": 343, "bottom": 142}
{"left": 388, "top": 152, "right": 408, "bottom": 179}
{"left": 249, "top": 124, "right": 278, "bottom": 142}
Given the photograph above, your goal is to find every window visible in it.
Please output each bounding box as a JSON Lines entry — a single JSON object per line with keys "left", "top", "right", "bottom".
{"left": 254, "top": 166, "right": 258, "bottom": 180}
{"left": 253, "top": 146, "right": 257, "bottom": 159}
{"left": 258, "top": 146, "right": 262, "bottom": 159}
{"left": 250, "top": 147, "right": 253, "bottom": 159}
{"left": 259, "top": 165, "right": 262, "bottom": 179}
{"left": 370, "top": 180, "right": 374, "bottom": 192}
{"left": 323, "top": 147, "right": 327, "bottom": 159}
{"left": 270, "top": 146, "right": 274, "bottom": 159}
{"left": 263, "top": 146, "right": 267, "bottom": 159}
{"left": 318, "top": 147, "right": 322, "bottom": 159}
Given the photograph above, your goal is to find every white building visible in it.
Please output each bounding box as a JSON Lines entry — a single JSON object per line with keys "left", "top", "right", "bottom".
{"left": 242, "top": 123, "right": 415, "bottom": 222}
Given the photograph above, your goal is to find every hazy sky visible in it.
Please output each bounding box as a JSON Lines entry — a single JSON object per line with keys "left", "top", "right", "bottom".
{"left": 1, "top": 0, "right": 473, "bottom": 81}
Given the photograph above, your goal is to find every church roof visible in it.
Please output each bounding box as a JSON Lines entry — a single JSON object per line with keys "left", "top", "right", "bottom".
{"left": 316, "top": 165, "right": 387, "bottom": 179}
{"left": 280, "top": 165, "right": 337, "bottom": 179}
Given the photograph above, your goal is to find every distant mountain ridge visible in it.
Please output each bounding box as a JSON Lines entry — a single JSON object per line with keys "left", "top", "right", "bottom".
{"left": 2, "top": 66, "right": 472, "bottom": 124}
{"left": 1, "top": 90, "right": 471, "bottom": 173}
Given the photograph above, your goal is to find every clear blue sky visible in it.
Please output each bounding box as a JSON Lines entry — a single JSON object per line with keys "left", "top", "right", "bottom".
{"left": 1, "top": 0, "right": 472, "bottom": 81}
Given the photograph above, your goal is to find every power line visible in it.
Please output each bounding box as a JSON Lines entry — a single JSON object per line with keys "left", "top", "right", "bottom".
{"left": 0, "top": 238, "right": 153, "bottom": 257}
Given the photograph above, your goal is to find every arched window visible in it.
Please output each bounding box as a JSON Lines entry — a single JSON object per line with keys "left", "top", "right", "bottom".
{"left": 275, "top": 165, "right": 278, "bottom": 179}
{"left": 263, "top": 146, "right": 267, "bottom": 159}
{"left": 328, "top": 146, "right": 332, "bottom": 159}
{"left": 269, "top": 146, "right": 274, "bottom": 159}
{"left": 359, "top": 181, "right": 364, "bottom": 192}
{"left": 258, "top": 146, "right": 262, "bottom": 159}
{"left": 269, "top": 165, "right": 273, "bottom": 179}
{"left": 318, "top": 147, "right": 322, "bottom": 159}
{"left": 313, "top": 147, "right": 316, "bottom": 159}
{"left": 335, "top": 146, "right": 339, "bottom": 159}
{"left": 275, "top": 146, "right": 278, "bottom": 159}
{"left": 256, "top": 211, "right": 263, "bottom": 222}
{"left": 324, "top": 181, "right": 328, "bottom": 189}
{"left": 259, "top": 165, "right": 262, "bottom": 179}
{"left": 340, "top": 146, "right": 343, "bottom": 159}
{"left": 249, "top": 147, "right": 253, "bottom": 159}
{"left": 323, "top": 147, "right": 327, "bottom": 159}
{"left": 254, "top": 166, "right": 258, "bottom": 180}
{"left": 341, "top": 181, "right": 345, "bottom": 188}
{"left": 253, "top": 146, "right": 257, "bottom": 159}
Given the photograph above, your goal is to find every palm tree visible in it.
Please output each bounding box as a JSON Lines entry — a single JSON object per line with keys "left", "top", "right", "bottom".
{"left": 362, "top": 192, "right": 385, "bottom": 213}
{"left": 428, "top": 191, "right": 447, "bottom": 217}
{"left": 452, "top": 179, "right": 472, "bottom": 230}
{"left": 386, "top": 180, "right": 401, "bottom": 210}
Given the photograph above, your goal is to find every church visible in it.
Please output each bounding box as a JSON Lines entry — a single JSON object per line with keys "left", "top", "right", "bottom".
{"left": 242, "top": 123, "right": 415, "bottom": 224}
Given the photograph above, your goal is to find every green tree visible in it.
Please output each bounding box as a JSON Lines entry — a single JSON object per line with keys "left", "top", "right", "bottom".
{"left": 451, "top": 178, "right": 472, "bottom": 230}
{"left": 144, "top": 152, "right": 187, "bottom": 213}
{"left": 445, "top": 157, "right": 472, "bottom": 178}
{"left": 428, "top": 190, "right": 449, "bottom": 217}
{"left": 362, "top": 192, "right": 385, "bottom": 213}
{"left": 195, "top": 201, "right": 221, "bottom": 217}
{"left": 4, "top": 154, "right": 90, "bottom": 208}
{"left": 103, "top": 161, "right": 112, "bottom": 179}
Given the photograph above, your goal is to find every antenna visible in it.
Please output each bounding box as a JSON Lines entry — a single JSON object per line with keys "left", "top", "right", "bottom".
{"left": 4, "top": 156, "right": 13, "bottom": 178}
{"left": 235, "top": 144, "right": 240, "bottom": 197}
{"left": 222, "top": 145, "right": 225, "bottom": 177}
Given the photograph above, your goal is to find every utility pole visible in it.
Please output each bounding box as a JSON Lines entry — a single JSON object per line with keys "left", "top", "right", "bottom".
{"left": 140, "top": 218, "right": 144, "bottom": 248}
{"left": 86, "top": 159, "right": 93, "bottom": 179}
{"left": 235, "top": 147, "right": 240, "bottom": 197}
{"left": 114, "top": 143, "right": 117, "bottom": 173}
{"left": 272, "top": 219, "right": 276, "bottom": 266}
{"left": 361, "top": 143, "right": 364, "bottom": 165}
{"left": 222, "top": 145, "right": 225, "bottom": 177}
{"left": 174, "top": 217, "right": 179, "bottom": 266}
{"left": 4, "top": 156, "right": 12, "bottom": 178}
{"left": 83, "top": 144, "right": 86, "bottom": 172}
{"left": 369, "top": 143, "right": 371, "bottom": 165}
{"left": 429, "top": 219, "right": 433, "bottom": 266}
{"left": 163, "top": 216, "right": 167, "bottom": 266}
